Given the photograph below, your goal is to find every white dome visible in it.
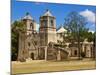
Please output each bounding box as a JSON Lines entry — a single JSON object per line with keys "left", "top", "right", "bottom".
{"left": 57, "top": 26, "right": 67, "bottom": 33}
{"left": 23, "top": 13, "right": 33, "bottom": 20}
{"left": 43, "top": 10, "right": 53, "bottom": 16}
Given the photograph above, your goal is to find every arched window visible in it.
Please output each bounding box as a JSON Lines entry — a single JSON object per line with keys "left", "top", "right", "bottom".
{"left": 30, "top": 23, "right": 34, "bottom": 29}
{"left": 50, "top": 20, "right": 53, "bottom": 27}
{"left": 43, "top": 20, "right": 47, "bottom": 27}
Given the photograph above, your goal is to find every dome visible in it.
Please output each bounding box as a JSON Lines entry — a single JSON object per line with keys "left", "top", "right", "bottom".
{"left": 42, "top": 9, "right": 53, "bottom": 16}
{"left": 23, "top": 12, "right": 33, "bottom": 20}
{"left": 57, "top": 26, "right": 67, "bottom": 33}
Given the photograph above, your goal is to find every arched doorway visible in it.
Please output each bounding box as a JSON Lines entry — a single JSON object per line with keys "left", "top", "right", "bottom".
{"left": 31, "top": 53, "right": 34, "bottom": 60}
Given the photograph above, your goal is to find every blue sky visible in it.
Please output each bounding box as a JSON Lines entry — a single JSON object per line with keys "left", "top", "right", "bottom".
{"left": 11, "top": 0, "right": 96, "bottom": 31}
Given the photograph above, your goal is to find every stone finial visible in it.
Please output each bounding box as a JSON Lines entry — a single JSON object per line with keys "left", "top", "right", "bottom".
{"left": 46, "top": 9, "right": 49, "bottom": 12}
{"left": 42, "top": 9, "right": 53, "bottom": 16}
{"left": 26, "top": 12, "right": 30, "bottom": 16}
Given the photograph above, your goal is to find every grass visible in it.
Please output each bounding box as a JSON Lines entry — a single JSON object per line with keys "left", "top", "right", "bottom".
{"left": 11, "top": 60, "right": 96, "bottom": 74}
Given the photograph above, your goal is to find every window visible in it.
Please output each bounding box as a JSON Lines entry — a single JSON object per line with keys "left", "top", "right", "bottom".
{"left": 50, "top": 20, "right": 53, "bottom": 27}
{"left": 74, "top": 50, "right": 77, "bottom": 56}
{"left": 28, "top": 42, "right": 31, "bottom": 47}
{"left": 43, "top": 20, "right": 47, "bottom": 27}
{"left": 23, "top": 51, "right": 24, "bottom": 54}
{"left": 30, "top": 23, "right": 33, "bottom": 29}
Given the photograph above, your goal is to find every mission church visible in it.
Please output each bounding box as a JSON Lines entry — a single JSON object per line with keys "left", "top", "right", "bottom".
{"left": 17, "top": 10, "right": 95, "bottom": 61}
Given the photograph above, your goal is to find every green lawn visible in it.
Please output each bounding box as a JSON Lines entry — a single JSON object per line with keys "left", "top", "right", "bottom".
{"left": 12, "top": 60, "right": 96, "bottom": 74}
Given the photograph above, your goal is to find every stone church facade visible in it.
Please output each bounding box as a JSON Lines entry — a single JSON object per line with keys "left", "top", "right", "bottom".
{"left": 17, "top": 10, "right": 95, "bottom": 61}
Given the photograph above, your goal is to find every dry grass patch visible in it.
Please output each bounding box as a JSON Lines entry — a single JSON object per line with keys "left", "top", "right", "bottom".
{"left": 12, "top": 60, "right": 96, "bottom": 74}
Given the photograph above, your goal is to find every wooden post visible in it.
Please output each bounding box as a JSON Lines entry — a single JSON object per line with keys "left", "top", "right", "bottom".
{"left": 57, "top": 50, "right": 61, "bottom": 61}
{"left": 82, "top": 44, "right": 84, "bottom": 52}
{"left": 45, "top": 46, "right": 47, "bottom": 61}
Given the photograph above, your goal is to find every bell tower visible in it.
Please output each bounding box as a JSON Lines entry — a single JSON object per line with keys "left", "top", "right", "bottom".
{"left": 39, "top": 10, "right": 57, "bottom": 46}
{"left": 22, "top": 12, "right": 36, "bottom": 35}
{"left": 18, "top": 12, "right": 37, "bottom": 61}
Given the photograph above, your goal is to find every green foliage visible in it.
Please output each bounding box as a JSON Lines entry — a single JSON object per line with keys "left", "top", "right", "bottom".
{"left": 11, "top": 20, "right": 25, "bottom": 61}
{"left": 87, "top": 32, "right": 96, "bottom": 42}
{"left": 11, "top": 20, "right": 26, "bottom": 33}
{"left": 11, "top": 28, "right": 18, "bottom": 61}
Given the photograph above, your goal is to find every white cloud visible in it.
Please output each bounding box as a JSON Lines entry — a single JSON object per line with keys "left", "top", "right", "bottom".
{"left": 79, "top": 9, "right": 96, "bottom": 23}
{"left": 88, "top": 30, "right": 95, "bottom": 33}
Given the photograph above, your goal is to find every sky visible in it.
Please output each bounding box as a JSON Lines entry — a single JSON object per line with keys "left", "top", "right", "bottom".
{"left": 11, "top": 0, "right": 96, "bottom": 32}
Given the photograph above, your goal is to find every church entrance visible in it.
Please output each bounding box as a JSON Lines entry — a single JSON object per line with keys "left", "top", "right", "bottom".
{"left": 31, "top": 53, "right": 34, "bottom": 60}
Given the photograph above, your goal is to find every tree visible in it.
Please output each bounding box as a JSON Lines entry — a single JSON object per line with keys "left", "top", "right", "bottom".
{"left": 11, "top": 20, "right": 25, "bottom": 61}
{"left": 86, "top": 32, "right": 95, "bottom": 42}
{"left": 64, "top": 11, "right": 88, "bottom": 59}
{"left": 11, "top": 28, "right": 18, "bottom": 61}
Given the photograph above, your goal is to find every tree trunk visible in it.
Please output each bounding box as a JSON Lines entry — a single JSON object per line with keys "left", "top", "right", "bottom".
{"left": 78, "top": 32, "right": 82, "bottom": 60}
